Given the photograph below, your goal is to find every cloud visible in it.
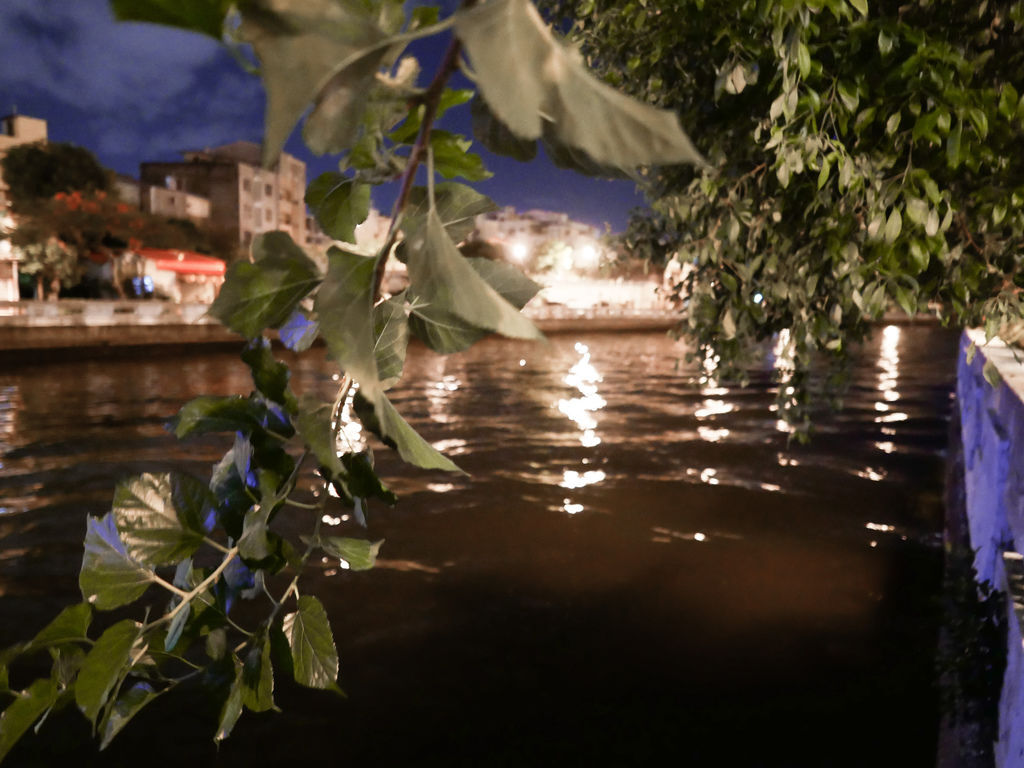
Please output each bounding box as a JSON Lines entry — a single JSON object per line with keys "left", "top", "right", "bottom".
{"left": 0, "top": 0, "right": 267, "bottom": 175}
{"left": 0, "top": 0, "right": 223, "bottom": 111}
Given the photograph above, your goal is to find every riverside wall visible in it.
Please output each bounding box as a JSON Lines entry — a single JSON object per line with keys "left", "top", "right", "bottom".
{"left": 956, "top": 329, "right": 1024, "bottom": 766}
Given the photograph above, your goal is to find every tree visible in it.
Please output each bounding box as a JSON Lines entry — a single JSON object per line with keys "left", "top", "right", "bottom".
{"left": 0, "top": 0, "right": 703, "bottom": 759}
{"left": 542, "top": 0, "right": 1024, "bottom": 425}
{"left": 1, "top": 143, "right": 110, "bottom": 209}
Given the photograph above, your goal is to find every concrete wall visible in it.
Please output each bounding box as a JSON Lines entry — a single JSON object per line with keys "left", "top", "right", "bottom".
{"left": 957, "top": 329, "right": 1024, "bottom": 766}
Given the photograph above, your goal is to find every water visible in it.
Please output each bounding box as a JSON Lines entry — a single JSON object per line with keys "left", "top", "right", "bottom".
{"left": 0, "top": 325, "right": 958, "bottom": 766}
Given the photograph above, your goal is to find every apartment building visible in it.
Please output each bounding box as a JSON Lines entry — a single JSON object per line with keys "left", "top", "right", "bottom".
{"left": 140, "top": 141, "right": 306, "bottom": 252}
{"left": 0, "top": 114, "right": 48, "bottom": 211}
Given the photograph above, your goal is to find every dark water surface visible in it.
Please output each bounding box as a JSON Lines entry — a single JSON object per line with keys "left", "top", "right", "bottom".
{"left": 0, "top": 326, "right": 958, "bottom": 766}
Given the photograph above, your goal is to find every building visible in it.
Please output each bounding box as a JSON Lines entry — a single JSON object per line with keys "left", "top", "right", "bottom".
{"left": 0, "top": 114, "right": 47, "bottom": 300}
{"left": 472, "top": 207, "right": 603, "bottom": 271}
{"left": 140, "top": 141, "right": 306, "bottom": 253}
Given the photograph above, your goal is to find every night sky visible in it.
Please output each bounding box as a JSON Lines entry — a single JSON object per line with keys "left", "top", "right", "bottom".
{"left": 0, "top": 0, "right": 650, "bottom": 231}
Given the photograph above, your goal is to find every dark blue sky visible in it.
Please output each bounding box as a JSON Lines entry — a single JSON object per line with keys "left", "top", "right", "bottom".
{"left": 0, "top": 0, "right": 649, "bottom": 231}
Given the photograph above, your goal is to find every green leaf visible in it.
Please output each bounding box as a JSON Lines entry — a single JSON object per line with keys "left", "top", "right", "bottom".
{"left": 209, "top": 232, "right": 321, "bottom": 339}
{"left": 983, "top": 359, "right": 1003, "bottom": 388}
{"left": 278, "top": 308, "right": 320, "bottom": 352}
{"left": 242, "top": 338, "right": 297, "bottom": 413}
{"left": 340, "top": 452, "right": 397, "bottom": 505}
{"left": 905, "top": 197, "right": 928, "bottom": 227}
{"left": 110, "top": 0, "right": 230, "bottom": 39}
{"left": 849, "top": 0, "right": 868, "bottom": 16}
{"left": 168, "top": 395, "right": 283, "bottom": 439}
{"left": 429, "top": 131, "right": 492, "bottom": 181}
{"left": 100, "top": 682, "right": 159, "bottom": 751}
{"left": 314, "top": 247, "right": 380, "bottom": 389}
{"left": 320, "top": 537, "right": 383, "bottom": 571}
{"left": 373, "top": 293, "right": 409, "bottom": 388}
{"left": 947, "top": 120, "right": 962, "bottom": 168}
{"left": 305, "top": 174, "right": 371, "bottom": 243}
{"left": 294, "top": 394, "right": 346, "bottom": 480}
{"left": 215, "top": 661, "right": 244, "bottom": 744}
{"left": 405, "top": 183, "right": 499, "bottom": 243}
{"left": 406, "top": 207, "right": 541, "bottom": 343}
{"left": 282, "top": 596, "right": 339, "bottom": 690}
{"left": 471, "top": 96, "right": 538, "bottom": 162}
{"left": 111, "top": 473, "right": 208, "bottom": 567}
{"left": 999, "top": 84, "right": 1019, "bottom": 120}
{"left": 79, "top": 514, "right": 153, "bottom": 610}
{"left": 0, "top": 678, "right": 58, "bottom": 763}
{"left": 885, "top": 111, "right": 901, "bottom": 134}
{"left": 354, "top": 390, "right": 462, "bottom": 473}
{"left": 27, "top": 603, "right": 92, "bottom": 650}
{"left": 884, "top": 208, "right": 903, "bottom": 244}
{"left": 237, "top": 0, "right": 390, "bottom": 165}
{"left": 75, "top": 619, "right": 142, "bottom": 726}
{"left": 165, "top": 600, "right": 190, "bottom": 653}
{"left": 796, "top": 42, "right": 811, "bottom": 79}
{"left": 241, "top": 638, "right": 275, "bottom": 713}
{"left": 408, "top": 257, "right": 541, "bottom": 354}
{"left": 454, "top": 0, "right": 703, "bottom": 169}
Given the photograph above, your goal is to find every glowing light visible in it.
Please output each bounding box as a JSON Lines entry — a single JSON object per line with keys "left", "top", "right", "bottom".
{"left": 875, "top": 441, "right": 895, "bottom": 454}
{"left": 874, "top": 412, "right": 908, "bottom": 424}
{"left": 322, "top": 515, "right": 342, "bottom": 526}
{"left": 576, "top": 243, "right": 599, "bottom": 268}
{"left": 753, "top": 292, "right": 764, "bottom": 304}
{"left": 560, "top": 469, "right": 607, "bottom": 489}
{"left": 510, "top": 241, "right": 529, "bottom": 263}
{"left": 695, "top": 399, "right": 734, "bottom": 419}
{"left": 427, "top": 483, "right": 456, "bottom": 493}
{"left": 697, "top": 426, "right": 730, "bottom": 442}
{"left": 856, "top": 467, "right": 887, "bottom": 482}
{"left": 866, "top": 522, "right": 895, "bottom": 532}
{"left": 563, "top": 499, "right": 584, "bottom": 515}
{"left": 519, "top": 359, "right": 526, "bottom": 367}
{"left": 693, "top": 532, "right": 707, "bottom": 542}
{"left": 699, "top": 467, "right": 719, "bottom": 485}
{"left": 336, "top": 383, "right": 367, "bottom": 453}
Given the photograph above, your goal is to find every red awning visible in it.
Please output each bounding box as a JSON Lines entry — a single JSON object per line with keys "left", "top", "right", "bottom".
{"left": 140, "top": 248, "right": 226, "bottom": 276}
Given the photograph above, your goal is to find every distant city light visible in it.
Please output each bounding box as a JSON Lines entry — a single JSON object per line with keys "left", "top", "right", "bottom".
{"left": 753, "top": 292, "right": 764, "bottom": 304}
{"left": 510, "top": 241, "right": 529, "bottom": 263}
{"left": 575, "top": 243, "right": 599, "bottom": 268}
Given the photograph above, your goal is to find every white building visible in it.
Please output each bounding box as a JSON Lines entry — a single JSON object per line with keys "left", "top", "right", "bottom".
{"left": 471, "top": 206, "right": 604, "bottom": 271}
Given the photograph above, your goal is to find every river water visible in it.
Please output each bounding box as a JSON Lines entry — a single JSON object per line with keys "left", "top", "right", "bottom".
{"left": 0, "top": 325, "right": 958, "bottom": 766}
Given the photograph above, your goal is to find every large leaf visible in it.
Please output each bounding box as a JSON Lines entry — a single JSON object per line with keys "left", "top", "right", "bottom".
{"left": 282, "top": 596, "right": 339, "bottom": 690}
{"left": 242, "top": 338, "right": 297, "bottom": 413}
{"left": 428, "top": 130, "right": 492, "bottom": 181}
{"left": 0, "top": 678, "right": 58, "bottom": 763}
{"left": 305, "top": 173, "right": 371, "bottom": 243}
{"left": 75, "top": 620, "right": 143, "bottom": 726}
{"left": 405, "top": 207, "right": 541, "bottom": 343}
{"left": 295, "top": 394, "right": 346, "bottom": 480}
{"left": 373, "top": 292, "right": 409, "bottom": 388}
{"left": 241, "top": 637, "right": 275, "bottom": 713}
{"left": 237, "top": 0, "right": 389, "bottom": 165}
{"left": 454, "top": 0, "right": 704, "bottom": 169}
{"left": 408, "top": 256, "right": 541, "bottom": 353}
{"left": 209, "top": 232, "right": 321, "bottom": 339}
{"left": 27, "top": 603, "right": 92, "bottom": 650}
{"left": 80, "top": 514, "right": 153, "bottom": 610}
{"left": 314, "top": 247, "right": 380, "bottom": 388}
{"left": 110, "top": 0, "right": 231, "bottom": 39}
{"left": 111, "top": 473, "right": 208, "bottom": 567}
{"left": 319, "top": 537, "right": 383, "bottom": 571}
{"left": 215, "top": 661, "right": 244, "bottom": 744}
{"left": 278, "top": 307, "right": 320, "bottom": 352}
{"left": 169, "top": 395, "right": 270, "bottom": 439}
{"left": 471, "top": 95, "right": 538, "bottom": 162}
{"left": 99, "top": 682, "right": 159, "bottom": 751}
{"left": 405, "top": 183, "right": 498, "bottom": 243}
{"left": 354, "top": 390, "right": 462, "bottom": 473}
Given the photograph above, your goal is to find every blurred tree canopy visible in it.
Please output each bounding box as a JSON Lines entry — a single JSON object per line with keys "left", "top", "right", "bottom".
{"left": 2, "top": 142, "right": 111, "bottom": 208}
{"left": 542, "top": 0, "right": 1024, "bottom": 423}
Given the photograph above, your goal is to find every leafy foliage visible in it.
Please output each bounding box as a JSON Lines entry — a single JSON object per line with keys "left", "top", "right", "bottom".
{"left": 544, "top": 0, "right": 1024, "bottom": 425}
{"left": 0, "top": 143, "right": 109, "bottom": 209}
{"left": 0, "top": 0, "right": 703, "bottom": 759}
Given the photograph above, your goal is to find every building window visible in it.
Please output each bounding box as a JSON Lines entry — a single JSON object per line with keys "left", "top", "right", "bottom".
{"left": 265, "top": 209, "right": 272, "bottom": 222}
{"left": 282, "top": 213, "right": 292, "bottom": 226}
{"left": 264, "top": 183, "right": 273, "bottom": 196}
{"left": 243, "top": 179, "right": 251, "bottom": 192}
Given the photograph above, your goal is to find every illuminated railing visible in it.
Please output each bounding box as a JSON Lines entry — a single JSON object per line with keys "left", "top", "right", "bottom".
{"left": 0, "top": 300, "right": 214, "bottom": 326}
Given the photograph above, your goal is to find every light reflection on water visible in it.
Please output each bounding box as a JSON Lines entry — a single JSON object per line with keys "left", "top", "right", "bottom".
{"left": 0, "top": 326, "right": 961, "bottom": 763}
